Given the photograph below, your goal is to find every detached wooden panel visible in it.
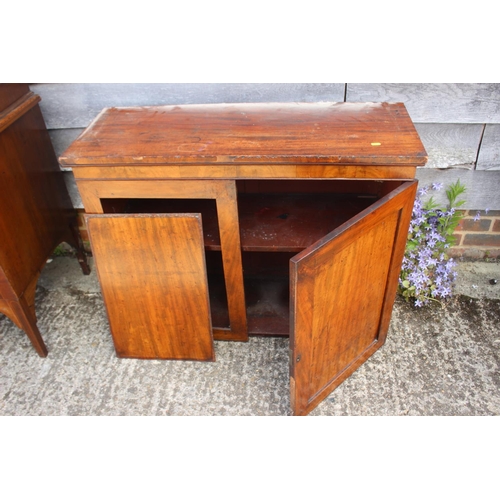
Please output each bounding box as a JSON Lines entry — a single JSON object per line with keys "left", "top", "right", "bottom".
{"left": 290, "top": 181, "right": 417, "bottom": 416}
{"left": 86, "top": 214, "right": 214, "bottom": 360}
{"left": 347, "top": 83, "right": 500, "bottom": 123}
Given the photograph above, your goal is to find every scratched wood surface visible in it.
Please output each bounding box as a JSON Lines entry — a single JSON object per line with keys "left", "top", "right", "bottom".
{"left": 86, "top": 214, "right": 215, "bottom": 360}
{"left": 57, "top": 121, "right": 500, "bottom": 208}
{"left": 58, "top": 121, "right": 491, "bottom": 210}
{"left": 55, "top": 123, "right": 484, "bottom": 171}
{"left": 60, "top": 102, "right": 426, "bottom": 167}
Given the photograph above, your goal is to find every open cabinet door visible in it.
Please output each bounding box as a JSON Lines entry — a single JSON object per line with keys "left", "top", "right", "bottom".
{"left": 290, "top": 181, "right": 417, "bottom": 415}
{"left": 86, "top": 213, "right": 214, "bottom": 361}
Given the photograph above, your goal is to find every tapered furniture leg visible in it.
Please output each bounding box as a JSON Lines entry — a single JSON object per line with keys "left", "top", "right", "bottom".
{"left": 12, "top": 298, "right": 48, "bottom": 357}
{"left": 69, "top": 218, "right": 91, "bottom": 275}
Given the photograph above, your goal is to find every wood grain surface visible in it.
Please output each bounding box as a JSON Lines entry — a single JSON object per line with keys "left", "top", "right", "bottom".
{"left": 0, "top": 84, "right": 30, "bottom": 112}
{"left": 0, "top": 92, "right": 40, "bottom": 134}
{"left": 86, "top": 214, "right": 215, "bottom": 360}
{"left": 60, "top": 102, "right": 427, "bottom": 167}
{"left": 290, "top": 181, "right": 417, "bottom": 416}
{"left": 0, "top": 84, "right": 89, "bottom": 357}
{"left": 0, "top": 100, "right": 81, "bottom": 295}
{"left": 76, "top": 179, "right": 248, "bottom": 341}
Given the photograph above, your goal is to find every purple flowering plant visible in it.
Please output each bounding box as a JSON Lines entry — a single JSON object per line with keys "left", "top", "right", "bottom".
{"left": 399, "top": 180, "right": 467, "bottom": 307}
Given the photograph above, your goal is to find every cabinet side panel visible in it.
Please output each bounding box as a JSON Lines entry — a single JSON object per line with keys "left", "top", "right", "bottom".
{"left": 0, "top": 84, "right": 30, "bottom": 113}
{"left": 0, "top": 103, "right": 74, "bottom": 294}
{"left": 87, "top": 214, "right": 214, "bottom": 361}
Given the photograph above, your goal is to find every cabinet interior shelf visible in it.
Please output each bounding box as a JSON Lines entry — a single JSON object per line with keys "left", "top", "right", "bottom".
{"left": 206, "top": 272, "right": 290, "bottom": 337}
{"left": 108, "top": 193, "right": 377, "bottom": 253}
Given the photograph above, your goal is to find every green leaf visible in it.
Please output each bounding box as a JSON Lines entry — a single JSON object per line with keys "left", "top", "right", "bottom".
{"left": 407, "top": 241, "right": 418, "bottom": 251}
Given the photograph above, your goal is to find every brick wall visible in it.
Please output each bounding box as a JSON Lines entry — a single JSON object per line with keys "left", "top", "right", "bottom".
{"left": 449, "top": 210, "right": 500, "bottom": 259}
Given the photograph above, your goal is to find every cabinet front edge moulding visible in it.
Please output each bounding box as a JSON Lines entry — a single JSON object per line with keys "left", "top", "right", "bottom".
{"left": 71, "top": 164, "right": 417, "bottom": 180}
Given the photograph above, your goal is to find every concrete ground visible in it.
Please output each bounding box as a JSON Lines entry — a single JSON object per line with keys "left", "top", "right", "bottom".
{"left": 0, "top": 256, "right": 499, "bottom": 416}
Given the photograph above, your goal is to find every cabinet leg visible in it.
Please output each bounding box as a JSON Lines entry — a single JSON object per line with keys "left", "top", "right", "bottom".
{"left": 10, "top": 298, "right": 48, "bottom": 357}
{"left": 69, "top": 217, "right": 91, "bottom": 275}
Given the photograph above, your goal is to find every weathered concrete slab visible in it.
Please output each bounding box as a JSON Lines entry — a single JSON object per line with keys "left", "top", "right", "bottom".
{"left": 454, "top": 261, "right": 500, "bottom": 299}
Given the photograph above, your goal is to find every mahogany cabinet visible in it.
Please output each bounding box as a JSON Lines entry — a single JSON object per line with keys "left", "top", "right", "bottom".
{"left": 60, "top": 102, "right": 427, "bottom": 415}
{"left": 0, "top": 84, "right": 90, "bottom": 357}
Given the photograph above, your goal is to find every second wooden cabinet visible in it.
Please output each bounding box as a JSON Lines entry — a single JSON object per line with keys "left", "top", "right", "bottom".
{"left": 61, "top": 102, "right": 426, "bottom": 415}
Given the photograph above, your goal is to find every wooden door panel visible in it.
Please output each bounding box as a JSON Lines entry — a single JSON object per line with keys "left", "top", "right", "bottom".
{"left": 290, "top": 181, "right": 417, "bottom": 415}
{"left": 86, "top": 213, "right": 214, "bottom": 361}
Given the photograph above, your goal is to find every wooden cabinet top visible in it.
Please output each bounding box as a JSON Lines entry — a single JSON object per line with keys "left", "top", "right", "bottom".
{"left": 60, "top": 102, "right": 427, "bottom": 168}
